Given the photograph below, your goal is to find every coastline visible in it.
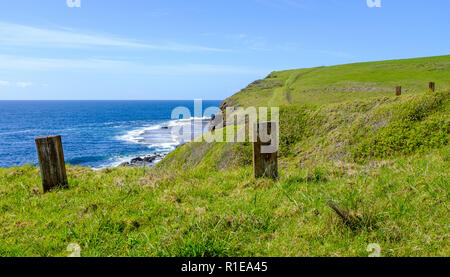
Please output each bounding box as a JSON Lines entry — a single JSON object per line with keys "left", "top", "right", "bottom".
{"left": 117, "top": 152, "right": 167, "bottom": 168}
{"left": 0, "top": 100, "right": 223, "bottom": 169}
{"left": 109, "top": 116, "right": 216, "bottom": 169}
{"left": 0, "top": 116, "right": 216, "bottom": 170}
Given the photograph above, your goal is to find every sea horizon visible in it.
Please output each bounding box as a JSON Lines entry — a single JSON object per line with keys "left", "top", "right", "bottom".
{"left": 0, "top": 100, "right": 222, "bottom": 169}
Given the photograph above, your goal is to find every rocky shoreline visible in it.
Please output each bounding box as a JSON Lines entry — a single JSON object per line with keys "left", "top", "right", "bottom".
{"left": 118, "top": 153, "right": 166, "bottom": 168}
{"left": 117, "top": 113, "right": 220, "bottom": 168}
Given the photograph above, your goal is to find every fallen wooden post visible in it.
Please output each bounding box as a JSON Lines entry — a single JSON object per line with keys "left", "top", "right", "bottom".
{"left": 396, "top": 86, "right": 402, "bottom": 96}
{"left": 253, "top": 122, "right": 278, "bottom": 179}
{"left": 327, "top": 200, "right": 361, "bottom": 228}
{"left": 35, "top": 135, "right": 68, "bottom": 193}
{"left": 429, "top": 82, "right": 435, "bottom": 92}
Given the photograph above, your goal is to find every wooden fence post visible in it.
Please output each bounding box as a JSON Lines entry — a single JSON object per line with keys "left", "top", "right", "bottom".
{"left": 253, "top": 122, "right": 278, "bottom": 179}
{"left": 429, "top": 82, "right": 435, "bottom": 92}
{"left": 35, "top": 135, "right": 68, "bottom": 193}
{"left": 396, "top": 86, "right": 402, "bottom": 96}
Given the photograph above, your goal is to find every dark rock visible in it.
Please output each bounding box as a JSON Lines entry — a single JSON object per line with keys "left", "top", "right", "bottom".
{"left": 131, "top": 157, "right": 144, "bottom": 164}
{"left": 120, "top": 153, "right": 167, "bottom": 168}
{"left": 143, "top": 156, "right": 156, "bottom": 163}
{"left": 250, "top": 80, "right": 263, "bottom": 86}
{"left": 209, "top": 112, "right": 224, "bottom": 131}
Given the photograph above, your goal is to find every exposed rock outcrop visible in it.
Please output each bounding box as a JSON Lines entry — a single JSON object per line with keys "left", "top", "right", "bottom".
{"left": 118, "top": 153, "right": 166, "bottom": 168}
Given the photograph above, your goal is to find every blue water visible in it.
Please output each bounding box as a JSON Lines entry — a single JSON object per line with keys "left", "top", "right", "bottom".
{"left": 0, "top": 100, "right": 221, "bottom": 168}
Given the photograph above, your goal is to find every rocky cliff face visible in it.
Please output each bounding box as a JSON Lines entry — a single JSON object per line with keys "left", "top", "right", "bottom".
{"left": 208, "top": 98, "right": 240, "bottom": 131}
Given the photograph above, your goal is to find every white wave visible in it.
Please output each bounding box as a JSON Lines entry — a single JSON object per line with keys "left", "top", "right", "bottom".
{"left": 115, "top": 124, "right": 163, "bottom": 143}
{"left": 96, "top": 117, "right": 212, "bottom": 169}
{"left": 0, "top": 129, "right": 39, "bottom": 135}
{"left": 116, "top": 117, "right": 211, "bottom": 146}
{"left": 147, "top": 142, "right": 179, "bottom": 152}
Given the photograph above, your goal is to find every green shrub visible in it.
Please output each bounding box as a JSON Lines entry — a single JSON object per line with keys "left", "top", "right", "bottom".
{"left": 353, "top": 92, "right": 449, "bottom": 162}
{"left": 279, "top": 105, "right": 308, "bottom": 156}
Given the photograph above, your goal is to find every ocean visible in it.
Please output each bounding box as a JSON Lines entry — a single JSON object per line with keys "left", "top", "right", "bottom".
{"left": 0, "top": 100, "right": 222, "bottom": 169}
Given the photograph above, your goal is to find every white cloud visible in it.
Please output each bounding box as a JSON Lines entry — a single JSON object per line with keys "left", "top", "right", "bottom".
{"left": 0, "top": 55, "right": 266, "bottom": 75}
{"left": 241, "top": 36, "right": 271, "bottom": 51}
{"left": 217, "top": 33, "right": 272, "bottom": 51}
{"left": 0, "top": 22, "right": 228, "bottom": 52}
{"left": 16, "top": 82, "right": 33, "bottom": 88}
{"left": 0, "top": 80, "right": 33, "bottom": 88}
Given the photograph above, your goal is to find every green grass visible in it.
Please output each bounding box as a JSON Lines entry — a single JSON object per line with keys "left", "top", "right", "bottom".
{"left": 1, "top": 147, "right": 448, "bottom": 257}
{"left": 1, "top": 56, "right": 449, "bottom": 257}
{"left": 226, "top": 55, "right": 450, "bottom": 107}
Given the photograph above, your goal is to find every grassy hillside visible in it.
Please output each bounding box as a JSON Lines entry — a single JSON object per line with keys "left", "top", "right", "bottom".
{"left": 1, "top": 56, "right": 449, "bottom": 257}
{"left": 224, "top": 55, "right": 450, "bottom": 107}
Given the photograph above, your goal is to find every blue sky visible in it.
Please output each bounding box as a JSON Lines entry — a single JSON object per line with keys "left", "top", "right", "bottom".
{"left": 0, "top": 0, "right": 448, "bottom": 100}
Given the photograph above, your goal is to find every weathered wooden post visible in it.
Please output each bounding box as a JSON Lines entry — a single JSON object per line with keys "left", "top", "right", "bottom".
{"left": 429, "top": 82, "right": 435, "bottom": 92}
{"left": 253, "top": 122, "right": 278, "bottom": 179}
{"left": 35, "top": 135, "right": 68, "bottom": 193}
{"left": 396, "top": 86, "right": 402, "bottom": 96}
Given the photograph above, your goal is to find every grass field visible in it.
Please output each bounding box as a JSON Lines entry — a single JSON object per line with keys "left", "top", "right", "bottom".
{"left": 225, "top": 55, "right": 450, "bottom": 107}
{"left": 1, "top": 56, "right": 449, "bottom": 257}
